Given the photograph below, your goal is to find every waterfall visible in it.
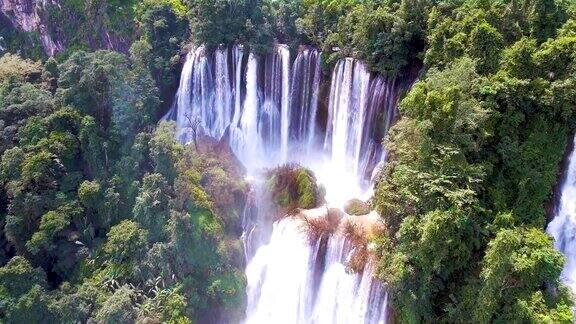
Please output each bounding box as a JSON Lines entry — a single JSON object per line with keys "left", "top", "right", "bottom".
{"left": 311, "top": 234, "right": 388, "bottom": 324}
{"left": 191, "top": 47, "right": 214, "bottom": 135}
{"left": 236, "top": 53, "right": 261, "bottom": 165}
{"left": 169, "top": 44, "right": 409, "bottom": 324}
{"left": 366, "top": 76, "right": 398, "bottom": 182}
{"left": 316, "top": 58, "right": 399, "bottom": 204}
{"left": 214, "top": 46, "right": 232, "bottom": 138}
{"left": 258, "top": 45, "right": 291, "bottom": 162}
{"left": 174, "top": 47, "right": 198, "bottom": 143}
{"left": 245, "top": 218, "right": 320, "bottom": 324}
{"left": 547, "top": 136, "right": 576, "bottom": 293}
{"left": 245, "top": 213, "right": 389, "bottom": 324}
{"left": 232, "top": 45, "right": 244, "bottom": 128}
{"left": 279, "top": 45, "right": 291, "bottom": 161}
{"left": 290, "top": 47, "right": 322, "bottom": 153}
{"left": 172, "top": 45, "right": 231, "bottom": 141}
{"left": 324, "top": 59, "right": 394, "bottom": 182}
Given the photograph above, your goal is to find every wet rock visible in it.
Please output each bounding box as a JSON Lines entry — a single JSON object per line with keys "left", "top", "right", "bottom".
{"left": 326, "top": 207, "right": 344, "bottom": 229}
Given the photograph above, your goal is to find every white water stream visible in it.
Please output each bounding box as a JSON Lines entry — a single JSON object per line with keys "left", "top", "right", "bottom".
{"left": 548, "top": 136, "right": 576, "bottom": 293}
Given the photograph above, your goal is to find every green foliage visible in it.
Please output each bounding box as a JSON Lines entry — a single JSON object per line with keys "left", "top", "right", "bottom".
{"left": 375, "top": 57, "right": 487, "bottom": 234}
{"left": 343, "top": 199, "right": 371, "bottom": 216}
{"left": 26, "top": 202, "right": 82, "bottom": 255}
{"left": 104, "top": 220, "right": 148, "bottom": 264}
{"left": 533, "top": 32, "right": 576, "bottom": 79}
{"left": 295, "top": 168, "right": 318, "bottom": 208}
{"left": 56, "top": 51, "right": 160, "bottom": 143}
{"left": 378, "top": 209, "right": 480, "bottom": 320}
{"left": 25, "top": 148, "right": 57, "bottom": 179}
{"left": 4, "top": 285, "right": 56, "bottom": 323}
{"left": 133, "top": 173, "right": 170, "bottom": 242}
{"left": 266, "top": 164, "right": 324, "bottom": 211}
{"left": 474, "top": 228, "right": 568, "bottom": 322}
{"left": 262, "top": 0, "right": 305, "bottom": 47}
{"left": 150, "top": 122, "right": 183, "bottom": 184}
{"left": 187, "top": 0, "right": 268, "bottom": 50}
{"left": 424, "top": 0, "right": 571, "bottom": 73}
{"left": 1, "top": 0, "right": 145, "bottom": 58}
{"left": 2, "top": 1, "right": 576, "bottom": 323}
{"left": 181, "top": 0, "right": 428, "bottom": 73}
{"left": 502, "top": 37, "right": 538, "bottom": 79}
{"left": 138, "top": 286, "right": 191, "bottom": 323}
{"left": 295, "top": 0, "right": 357, "bottom": 46}
{"left": 78, "top": 181, "right": 102, "bottom": 209}
{"left": 0, "top": 257, "right": 46, "bottom": 298}
{"left": 0, "top": 20, "right": 44, "bottom": 60}
{"left": 44, "top": 0, "right": 138, "bottom": 57}
{"left": 132, "top": 0, "right": 190, "bottom": 109}
{"left": 327, "top": 3, "right": 421, "bottom": 76}
{"left": 0, "top": 258, "right": 56, "bottom": 322}
{"left": 0, "top": 54, "right": 53, "bottom": 156}
{"left": 207, "top": 269, "right": 246, "bottom": 309}
{"left": 374, "top": 2, "right": 576, "bottom": 322}
{"left": 173, "top": 138, "right": 247, "bottom": 235}
{"left": 297, "top": 0, "right": 428, "bottom": 76}
{"left": 528, "top": 0, "right": 569, "bottom": 42}
{"left": 0, "top": 54, "right": 42, "bottom": 83}
{"left": 0, "top": 44, "right": 246, "bottom": 323}
{"left": 468, "top": 22, "right": 504, "bottom": 74}
{"left": 94, "top": 286, "right": 136, "bottom": 323}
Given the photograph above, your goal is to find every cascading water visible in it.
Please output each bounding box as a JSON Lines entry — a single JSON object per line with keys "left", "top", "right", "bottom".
{"left": 168, "top": 44, "right": 407, "bottom": 324}
{"left": 365, "top": 76, "right": 399, "bottom": 179}
{"left": 324, "top": 58, "right": 370, "bottom": 177}
{"left": 290, "top": 47, "right": 322, "bottom": 153}
{"left": 312, "top": 236, "right": 388, "bottom": 324}
{"left": 236, "top": 53, "right": 261, "bottom": 166}
{"left": 214, "top": 46, "right": 232, "bottom": 137}
{"left": 278, "top": 45, "right": 291, "bottom": 161}
{"left": 245, "top": 218, "right": 320, "bottom": 323}
{"left": 548, "top": 136, "right": 576, "bottom": 293}
{"left": 232, "top": 45, "right": 244, "bottom": 128}
{"left": 314, "top": 59, "right": 401, "bottom": 205}
{"left": 245, "top": 208, "right": 391, "bottom": 324}
{"left": 173, "top": 47, "right": 197, "bottom": 142}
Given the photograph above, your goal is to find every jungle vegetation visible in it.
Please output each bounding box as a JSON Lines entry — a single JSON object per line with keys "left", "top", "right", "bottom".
{"left": 1, "top": 0, "right": 576, "bottom": 323}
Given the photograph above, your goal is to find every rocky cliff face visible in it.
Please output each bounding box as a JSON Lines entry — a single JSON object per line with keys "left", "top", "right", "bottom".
{"left": 1, "top": 0, "right": 62, "bottom": 56}
{"left": 1, "top": 0, "right": 135, "bottom": 57}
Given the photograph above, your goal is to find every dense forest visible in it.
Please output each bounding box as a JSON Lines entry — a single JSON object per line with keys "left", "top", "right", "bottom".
{"left": 1, "top": 0, "right": 576, "bottom": 323}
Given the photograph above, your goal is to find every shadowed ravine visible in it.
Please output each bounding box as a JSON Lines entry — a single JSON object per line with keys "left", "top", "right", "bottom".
{"left": 166, "top": 44, "right": 413, "bottom": 324}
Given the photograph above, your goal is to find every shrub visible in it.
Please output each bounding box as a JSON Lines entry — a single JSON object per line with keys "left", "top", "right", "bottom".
{"left": 265, "top": 164, "right": 324, "bottom": 212}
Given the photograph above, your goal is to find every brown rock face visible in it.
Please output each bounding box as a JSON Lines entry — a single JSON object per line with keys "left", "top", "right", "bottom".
{"left": 1, "top": 0, "right": 62, "bottom": 55}
{"left": 326, "top": 208, "right": 344, "bottom": 229}
{"left": 2, "top": 0, "right": 37, "bottom": 31}
{"left": 2, "top": 0, "right": 134, "bottom": 56}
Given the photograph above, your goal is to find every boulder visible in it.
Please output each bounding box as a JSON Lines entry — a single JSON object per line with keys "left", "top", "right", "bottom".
{"left": 344, "top": 199, "right": 371, "bottom": 216}
{"left": 265, "top": 164, "right": 325, "bottom": 212}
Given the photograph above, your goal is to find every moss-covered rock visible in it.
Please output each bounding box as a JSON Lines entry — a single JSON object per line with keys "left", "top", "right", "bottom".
{"left": 266, "top": 164, "right": 325, "bottom": 212}
{"left": 344, "top": 199, "right": 371, "bottom": 216}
